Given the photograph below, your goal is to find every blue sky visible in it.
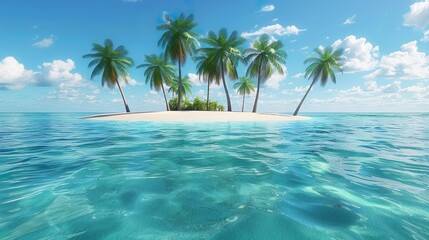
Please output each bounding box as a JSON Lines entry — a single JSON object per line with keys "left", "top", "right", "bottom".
{"left": 0, "top": 0, "right": 428, "bottom": 112}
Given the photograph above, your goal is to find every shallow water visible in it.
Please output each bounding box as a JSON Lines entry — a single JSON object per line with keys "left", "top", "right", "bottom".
{"left": 0, "top": 113, "right": 428, "bottom": 239}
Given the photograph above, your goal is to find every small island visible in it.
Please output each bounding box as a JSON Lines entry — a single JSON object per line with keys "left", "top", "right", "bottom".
{"left": 83, "top": 13, "right": 344, "bottom": 118}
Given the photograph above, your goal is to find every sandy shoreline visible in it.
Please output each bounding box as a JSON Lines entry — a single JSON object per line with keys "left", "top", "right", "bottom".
{"left": 84, "top": 111, "right": 309, "bottom": 122}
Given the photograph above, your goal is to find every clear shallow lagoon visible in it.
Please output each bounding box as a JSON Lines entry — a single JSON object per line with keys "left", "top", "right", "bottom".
{"left": 1, "top": 113, "right": 428, "bottom": 239}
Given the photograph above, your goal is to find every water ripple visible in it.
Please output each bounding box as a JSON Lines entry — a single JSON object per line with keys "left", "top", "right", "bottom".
{"left": 0, "top": 113, "right": 428, "bottom": 239}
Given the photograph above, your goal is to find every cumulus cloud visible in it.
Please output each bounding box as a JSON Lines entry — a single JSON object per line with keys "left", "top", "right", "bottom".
{"left": 127, "top": 78, "right": 139, "bottom": 86}
{"left": 33, "top": 35, "right": 54, "bottom": 48}
{"left": 259, "top": 4, "right": 275, "bottom": 12}
{"left": 343, "top": 15, "right": 356, "bottom": 25}
{"left": 120, "top": 77, "right": 142, "bottom": 87}
{"left": 0, "top": 57, "right": 36, "bottom": 90}
{"left": 241, "top": 24, "right": 305, "bottom": 38}
{"left": 0, "top": 56, "right": 97, "bottom": 95}
{"left": 403, "top": 0, "right": 429, "bottom": 30}
{"left": 331, "top": 35, "right": 379, "bottom": 73}
{"left": 365, "top": 41, "right": 429, "bottom": 80}
{"left": 37, "top": 59, "right": 83, "bottom": 87}
{"left": 0, "top": 56, "right": 100, "bottom": 104}
{"left": 188, "top": 73, "right": 202, "bottom": 86}
{"left": 265, "top": 64, "right": 287, "bottom": 89}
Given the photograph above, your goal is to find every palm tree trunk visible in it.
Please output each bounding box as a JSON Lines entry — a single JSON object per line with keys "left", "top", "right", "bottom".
{"left": 206, "top": 81, "right": 210, "bottom": 111}
{"left": 221, "top": 63, "right": 232, "bottom": 111}
{"left": 115, "top": 79, "right": 130, "bottom": 113}
{"left": 293, "top": 80, "right": 316, "bottom": 116}
{"left": 242, "top": 94, "right": 245, "bottom": 112}
{"left": 252, "top": 58, "right": 263, "bottom": 113}
{"left": 177, "top": 57, "right": 182, "bottom": 111}
{"left": 161, "top": 83, "right": 170, "bottom": 111}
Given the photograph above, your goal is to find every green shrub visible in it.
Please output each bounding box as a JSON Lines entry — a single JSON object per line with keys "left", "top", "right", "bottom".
{"left": 168, "top": 97, "right": 224, "bottom": 111}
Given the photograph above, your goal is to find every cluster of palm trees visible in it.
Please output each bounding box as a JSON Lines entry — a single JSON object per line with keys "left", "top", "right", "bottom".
{"left": 84, "top": 13, "right": 344, "bottom": 115}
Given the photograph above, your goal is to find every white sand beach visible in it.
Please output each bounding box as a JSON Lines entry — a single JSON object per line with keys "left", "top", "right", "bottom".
{"left": 85, "top": 111, "right": 309, "bottom": 122}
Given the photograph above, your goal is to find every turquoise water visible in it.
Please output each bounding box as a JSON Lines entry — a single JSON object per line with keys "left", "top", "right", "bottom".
{"left": 0, "top": 113, "right": 428, "bottom": 239}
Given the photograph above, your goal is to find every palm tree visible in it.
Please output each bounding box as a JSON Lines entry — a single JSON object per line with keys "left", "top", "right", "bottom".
{"left": 168, "top": 75, "right": 192, "bottom": 100}
{"left": 157, "top": 13, "right": 199, "bottom": 110}
{"left": 244, "top": 34, "right": 287, "bottom": 113}
{"left": 137, "top": 54, "right": 175, "bottom": 111}
{"left": 83, "top": 39, "right": 134, "bottom": 112}
{"left": 198, "top": 28, "right": 245, "bottom": 111}
{"left": 195, "top": 53, "right": 221, "bottom": 110}
{"left": 293, "top": 47, "right": 344, "bottom": 116}
{"left": 234, "top": 77, "right": 255, "bottom": 112}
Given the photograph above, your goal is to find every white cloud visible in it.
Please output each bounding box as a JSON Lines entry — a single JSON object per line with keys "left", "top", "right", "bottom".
{"left": 331, "top": 35, "right": 379, "bottom": 73}
{"left": 210, "top": 81, "right": 223, "bottom": 89}
{"left": 421, "top": 30, "right": 429, "bottom": 42}
{"left": 111, "top": 98, "right": 121, "bottom": 103}
{"left": 196, "top": 89, "right": 205, "bottom": 97}
{"left": 365, "top": 41, "right": 429, "bottom": 80}
{"left": 86, "top": 95, "right": 96, "bottom": 101}
{"left": 259, "top": 5, "right": 275, "bottom": 12}
{"left": 188, "top": 73, "right": 202, "bottom": 86}
{"left": 343, "top": 15, "right": 356, "bottom": 25}
{"left": 403, "top": 0, "right": 429, "bottom": 30}
{"left": 309, "top": 82, "right": 401, "bottom": 105}
{"left": 402, "top": 85, "right": 427, "bottom": 92}
{"left": 292, "top": 73, "right": 305, "bottom": 79}
{"left": 48, "top": 87, "right": 80, "bottom": 101}
{"left": 281, "top": 85, "right": 309, "bottom": 94}
{"left": 0, "top": 57, "right": 36, "bottom": 90}
{"left": 42, "top": 59, "right": 99, "bottom": 102}
{"left": 37, "top": 59, "right": 83, "bottom": 86}
{"left": 342, "top": 80, "right": 428, "bottom": 96}
{"left": 362, "top": 80, "right": 403, "bottom": 94}
{"left": 128, "top": 78, "right": 138, "bottom": 86}
{"left": 272, "top": 18, "right": 278, "bottom": 22}
{"left": 380, "top": 81, "right": 401, "bottom": 93}
{"left": 33, "top": 35, "right": 54, "bottom": 48}
{"left": 265, "top": 64, "right": 287, "bottom": 89}
{"left": 241, "top": 24, "right": 306, "bottom": 38}
{"left": 120, "top": 77, "right": 142, "bottom": 86}
{"left": 294, "top": 79, "right": 429, "bottom": 111}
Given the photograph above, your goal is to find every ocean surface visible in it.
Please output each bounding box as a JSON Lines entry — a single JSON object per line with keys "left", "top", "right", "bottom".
{"left": 0, "top": 112, "right": 428, "bottom": 240}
